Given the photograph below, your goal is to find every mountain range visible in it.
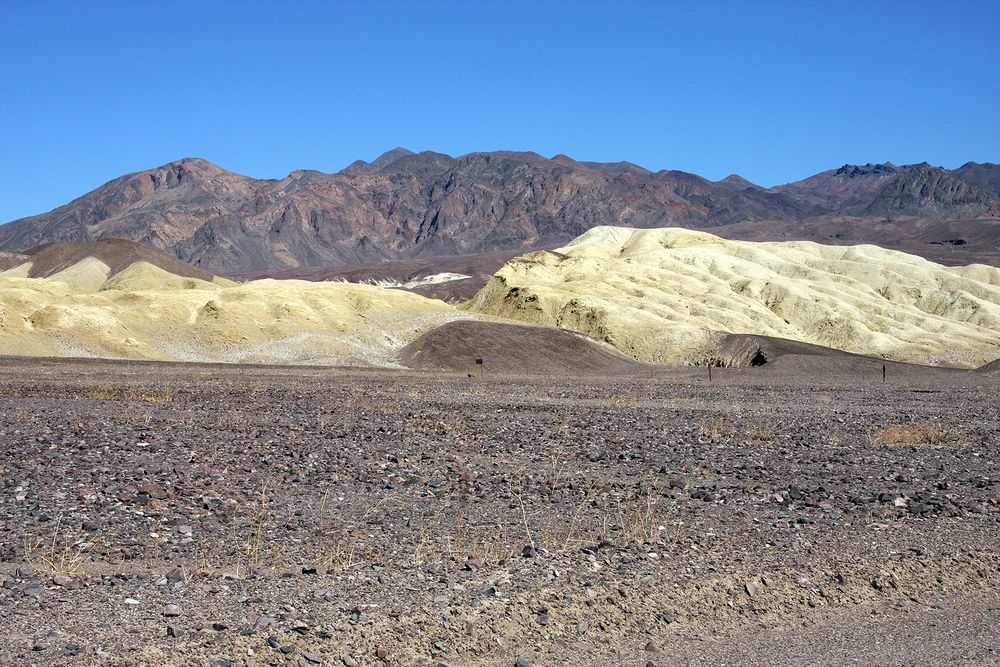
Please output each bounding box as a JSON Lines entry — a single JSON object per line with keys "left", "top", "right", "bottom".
{"left": 1, "top": 150, "right": 997, "bottom": 274}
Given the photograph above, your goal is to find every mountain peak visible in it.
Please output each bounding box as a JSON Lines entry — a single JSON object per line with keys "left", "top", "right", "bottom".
{"left": 370, "top": 147, "right": 415, "bottom": 168}
{"left": 153, "top": 157, "right": 232, "bottom": 176}
{"left": 717, "top": 174, "right": 760, "bottom": 190}
{"left": 834, "top": 163, "right": 898, "bottom": 178}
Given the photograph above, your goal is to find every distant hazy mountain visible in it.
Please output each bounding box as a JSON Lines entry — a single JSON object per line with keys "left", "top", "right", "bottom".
{"left": 1, "top": 151, "right": 997, "bottom": 273}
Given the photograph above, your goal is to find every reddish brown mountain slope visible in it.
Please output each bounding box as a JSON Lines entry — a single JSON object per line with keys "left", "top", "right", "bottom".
{"left": 1, "top": 152, "right": 997, "bottom": 274}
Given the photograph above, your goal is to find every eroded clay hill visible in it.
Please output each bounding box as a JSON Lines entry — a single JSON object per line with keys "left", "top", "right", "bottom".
{"left": 464, "top": 227, "right": 1000, "bottom": 368}
{"left": 0, "top": 242, "right": 463, "bottom": 365}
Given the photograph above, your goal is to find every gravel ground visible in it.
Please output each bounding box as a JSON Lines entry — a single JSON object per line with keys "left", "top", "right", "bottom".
{"left": 0, "top": 357, "right": 997, "bottom": 666}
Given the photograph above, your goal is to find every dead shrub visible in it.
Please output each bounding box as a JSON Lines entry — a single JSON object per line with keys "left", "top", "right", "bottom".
{"left": 872, "top": 422, "right": 950, "bottom": 446}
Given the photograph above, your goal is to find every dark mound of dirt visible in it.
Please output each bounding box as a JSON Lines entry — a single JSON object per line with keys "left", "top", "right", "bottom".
{"left": 0, "top": 251, "right": 27, "bottom": 271}
{"left": 710, "top": 334, "right": 843, "bottom": 368}
{"left": 399, "top": 320, "right": 651, "bottom": 375}
{"left": 977, "top": 357, "right": 1000, "bottom": 374}
{"left": 712, "top": 333, "right": 971, "bottom": 380}
{"left": 22, "top": 238, "right": 218, "bottom": 281}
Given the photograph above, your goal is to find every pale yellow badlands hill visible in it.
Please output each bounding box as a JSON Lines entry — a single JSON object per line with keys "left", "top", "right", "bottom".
{"left": 0, "top": 259, "right": 463, "bottom": 366}
{"left": 464, "top": 226, "right": 1000, "bottom": 368}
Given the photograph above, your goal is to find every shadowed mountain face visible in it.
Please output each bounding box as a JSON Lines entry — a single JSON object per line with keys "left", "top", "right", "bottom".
{"left": 1, "top": 151, "right": 998, "bottom": 274}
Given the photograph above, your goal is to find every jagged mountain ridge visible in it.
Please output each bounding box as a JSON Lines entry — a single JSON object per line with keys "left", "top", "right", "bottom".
{"left": 1, "top": 150, "right": 997, "bottom": 273}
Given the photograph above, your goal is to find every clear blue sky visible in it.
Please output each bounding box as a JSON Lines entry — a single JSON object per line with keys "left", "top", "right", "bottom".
{"left": 1, "top": 0, "right": 998, "bottom": 222}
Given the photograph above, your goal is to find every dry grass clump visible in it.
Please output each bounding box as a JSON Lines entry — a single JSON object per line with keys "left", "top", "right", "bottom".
{"left": 872, "top": 422, "right": 950, "bottom": 446}
{"left": 614, "top": 486, "right": 663, "bottom": 545}
{"left": 80, "top": 382, "right": 174, "bottom": 402}
{"left": 24, "top": 516, "right": 98, "bottom": 576}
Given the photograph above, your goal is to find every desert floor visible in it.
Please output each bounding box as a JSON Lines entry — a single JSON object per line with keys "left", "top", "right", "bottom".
{"left": 0, "top": 357, "right": 997, "bottom": 666}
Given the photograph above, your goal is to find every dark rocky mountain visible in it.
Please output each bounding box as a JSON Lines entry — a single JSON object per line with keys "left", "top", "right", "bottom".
{"left": 953, "top": 162, "right": 1000, "bottom": 194}
{"left": 1, "top": 151, "right": 997, "bottom": 274}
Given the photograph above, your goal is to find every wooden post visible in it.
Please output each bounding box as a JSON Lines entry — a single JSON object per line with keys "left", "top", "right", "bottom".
{"left": 475, "top": 358, "right": 483, "bottom": 378}
{"left": 708, "top": 364, "right": 712, "bottom": 382}
{"left": 882, "top": 364, "right": 886, "bottom": 384}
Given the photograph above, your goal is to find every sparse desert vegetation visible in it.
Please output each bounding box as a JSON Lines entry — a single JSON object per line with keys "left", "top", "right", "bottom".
{"left": 872, "top": 422, "right": 952, "bottom": 446}
{"left": 0, "top": 357, "right": 997, "bottom": 666}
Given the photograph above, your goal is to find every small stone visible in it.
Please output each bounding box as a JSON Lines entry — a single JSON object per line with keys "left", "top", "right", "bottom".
{"left": 125, "top": 597, "right": 141, "bottom": 606}
{"left": 52, "top": 574, "right": 75, "bottom": 588}
{"left": 377, "top": 647, "right": 388, "bottom": 659}
{"left": 210, "top": 661, "right": 232, "bottom": 667}
{"left": 662, "top": 610, "right": 674, "bottom": 624}
{"left": 577, "top": 620, "right": 589, "bottom": 634}
{"left": 302, "top": 651, "right": 322, "bottom": 664}
{"left": 163, "top": 604, "right": 181, "bottom": 617}
{"left": 744, "top": 580, "right": 760, "bottom": 598}
{"left": 521, "top": 545, "right": 537, "bottom": 558}
{"left": 255, "top": 616, "right": 277, "bottom": 630}
{"left": 342, "top": 657, "right": 357, "bottom": 667}
{"left": 137, "top": 482, "right": 167, "bottom": 499}
{"left": 644, "top": 640, "right": 658, "bottom": 652}
{"left": 514, "top": 659, "right": 530, "bottom": 667}
{"left": 267, "top": 637, "right": 280, "bottom": 649}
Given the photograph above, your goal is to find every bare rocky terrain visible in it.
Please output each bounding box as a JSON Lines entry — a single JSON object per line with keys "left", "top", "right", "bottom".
{"left": 0, "top": 356, "right": 997, "bottom": 666}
